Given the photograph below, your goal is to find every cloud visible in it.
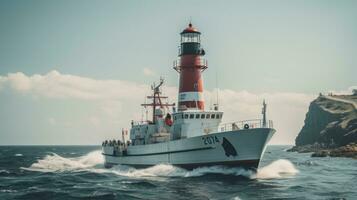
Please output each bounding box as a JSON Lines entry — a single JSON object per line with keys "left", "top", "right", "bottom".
{"left": 0, "top": 70, "right": 150, "bottom": 100}
{"left": 204, "top": 89, "right": 315, "bottom": 144}
{"left": 142, "top": 68, "right": 155, "bottom": 76}
{"left": 0, "top": 70, "right": 354, "bottom": 145}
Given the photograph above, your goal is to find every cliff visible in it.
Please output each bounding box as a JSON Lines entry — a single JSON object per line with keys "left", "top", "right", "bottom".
{"left": 295, "top": 95, "right": 357, "bottom": 147}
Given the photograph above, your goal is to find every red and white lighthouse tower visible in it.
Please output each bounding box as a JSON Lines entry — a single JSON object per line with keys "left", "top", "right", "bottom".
{"left": 174, "top": 23, "right": 207, "bottom": 111}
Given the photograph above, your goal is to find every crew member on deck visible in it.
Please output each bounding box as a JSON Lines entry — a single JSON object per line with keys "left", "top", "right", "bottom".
{"left": 165, "top": 113, "right": 173, "bottom": 126}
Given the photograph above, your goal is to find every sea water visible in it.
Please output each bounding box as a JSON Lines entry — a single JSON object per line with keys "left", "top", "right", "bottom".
{"left": 0, "top": 145, "right": 356, "bottom": 199}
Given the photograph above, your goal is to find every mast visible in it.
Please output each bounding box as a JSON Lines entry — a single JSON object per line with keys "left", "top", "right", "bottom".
{"left": 262, "top": 100, "right": 267, "bottom": 127}
{"left": 141, "top": 78, "right": 175, "bottom": 124}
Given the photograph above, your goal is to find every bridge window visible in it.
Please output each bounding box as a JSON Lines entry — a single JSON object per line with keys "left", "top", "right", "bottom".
{"left": 184, "top": 114, "right": 189, "bottom": 119}
{"left": 216, "top": 114, "right": 221, "bottom": 119}
{"left": 201, "top": 114, "right": 205, "bottom": 119}
{"left": 211, "top": 114, "right": 215, "bottom": 119}
{"left": 195, "top": 114, "right": 200, "bottom": 119}
{"left": 206, "top": 114, "right": 210, "bottom": 119}
{"left": 190, "top": 114, "right": 194, "bottom": 119}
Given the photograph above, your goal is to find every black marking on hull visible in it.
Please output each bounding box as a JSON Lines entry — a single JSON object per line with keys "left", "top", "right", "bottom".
{"left": 221, "top": 137, "right": 238, "bottom": 157}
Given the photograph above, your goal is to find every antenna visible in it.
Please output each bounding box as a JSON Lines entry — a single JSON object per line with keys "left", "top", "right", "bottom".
{"left": 216, "top": 71, "right": 219, "bottom": 104}
{"left": 262, "top": 99, "right": 267, "bottom": 127}
{"left": 141, "top": 98, "right": 144, "bottom": 122}
{"left": 144, "top": 95, "right": 148, "bottom": 121}
{"left": 214, "top": 70, "right": 219, "bottom": 111}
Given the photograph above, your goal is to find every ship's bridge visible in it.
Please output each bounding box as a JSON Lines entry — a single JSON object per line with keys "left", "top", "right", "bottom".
{"left": 171, "top": 110, "right": 223, "bottom": 139}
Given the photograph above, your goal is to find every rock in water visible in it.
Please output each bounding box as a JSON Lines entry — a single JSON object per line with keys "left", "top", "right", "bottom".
{"left": 329, "top": 143, "right": 357, "bottom": 158}
{"left": 311, "top": 150, "right": 330, "bottom": 157}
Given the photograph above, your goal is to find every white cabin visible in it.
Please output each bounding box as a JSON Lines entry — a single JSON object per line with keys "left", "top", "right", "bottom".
{"left": 172, "top": 110, "right": 223, "bottom": 139}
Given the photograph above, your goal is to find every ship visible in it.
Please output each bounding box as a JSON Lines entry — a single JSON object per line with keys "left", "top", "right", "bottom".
{"left": 102, "top": 23, "right": 275, "bottom": 170}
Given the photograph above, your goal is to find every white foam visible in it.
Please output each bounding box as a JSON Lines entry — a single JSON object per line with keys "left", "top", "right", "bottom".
{"left": 106, "top": 160, "right": 297, "bottom": 179}
{"left": 105, "top": 164, "right": 187, "bottom": 177}
{"left": 21, "top": 151, "right": 104, "bottom": 172}
{"left": 0, "top": 189, "right": 17, "bottom": 193}
{"left": 254, "top": 159, "right": 299, "bottom": 179}
{"left": 22, "top": 151, "right": 298, "bottom": 180}
{"left": 86, "top": 164, "right": 254, "bottom": 179}
{"left": 15, "top": 154, "right": 23, "bottom": 157}
{"left": 184, "top": 165, "right": 253, "bottom": 178}
{"left": 0, "top": 169, "right": 10, "bottom": 174}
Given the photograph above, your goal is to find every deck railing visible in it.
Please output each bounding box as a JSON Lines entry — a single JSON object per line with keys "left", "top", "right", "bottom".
{"left": 180, "top": 119, "right": 274, "bottom": 135}
{"left": 130, "top": 119, "right": 273, "bottom": 135}
{"left": 218, "top": 119, "right": 273, "bottom": 132}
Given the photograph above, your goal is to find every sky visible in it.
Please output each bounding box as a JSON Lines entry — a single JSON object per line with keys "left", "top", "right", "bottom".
{"left": 0, "top": 0, "right": 356, "bottom": 145}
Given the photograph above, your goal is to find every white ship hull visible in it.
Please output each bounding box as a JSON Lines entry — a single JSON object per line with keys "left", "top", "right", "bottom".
{"left": 102, "top": 128, "right": 275, "bottom": 170}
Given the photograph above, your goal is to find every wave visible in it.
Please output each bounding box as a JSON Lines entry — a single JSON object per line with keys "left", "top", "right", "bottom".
{"left": 21, "top": 151, "right": 104, "bottom": 172}
{"left": 90, "top": 164, "right": 254, "bottom": 178}
{"left": 254, "top": 159, "right": 299, "bottom": 179}
{"left": 15, "top": 154, "right": 23, "bottom": 157}
{"left": 0, "top": 169, "right": 10, "bottom": 174}
{"left": 102, "top": 159, "right": 297, "bottom": 179}
{"left": 22, "top": 151, "right": 298, "bottom": 179}
{"left": 0, "top": 189, "right": 17, "bottom": 193}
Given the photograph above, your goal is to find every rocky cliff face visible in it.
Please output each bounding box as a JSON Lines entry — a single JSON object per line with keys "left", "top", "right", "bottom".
{"left": 295, "top": 95, "right": 357, "bottom": 147}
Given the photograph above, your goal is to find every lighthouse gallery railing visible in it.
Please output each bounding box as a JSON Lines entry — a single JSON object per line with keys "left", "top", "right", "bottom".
{"left": 173, "top": 58, "right": 207, "bottom": 68}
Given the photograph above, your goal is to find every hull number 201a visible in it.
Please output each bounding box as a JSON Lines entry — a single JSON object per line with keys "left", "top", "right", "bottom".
{"left": 202, "top": 136, "right": 220, "bottom": 145}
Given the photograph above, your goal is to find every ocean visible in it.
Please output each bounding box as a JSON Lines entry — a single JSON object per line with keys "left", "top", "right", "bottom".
{"left": 0, "top": 145, "right": 356, "bottom": 200}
